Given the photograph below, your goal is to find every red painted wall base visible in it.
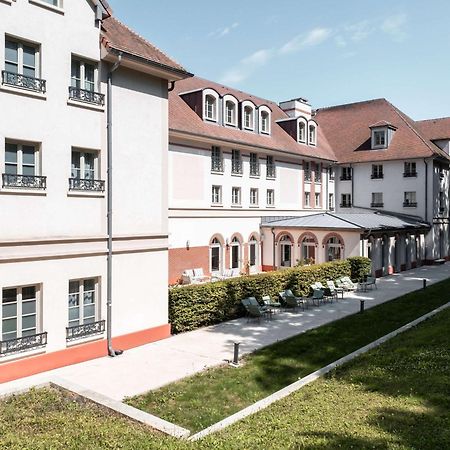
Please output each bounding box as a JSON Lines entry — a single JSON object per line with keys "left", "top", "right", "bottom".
{"left": 0, "top": 323, "right": 171, "bottom": 384}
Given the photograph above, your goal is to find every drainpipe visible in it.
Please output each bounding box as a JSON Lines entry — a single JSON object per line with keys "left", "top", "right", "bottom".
{"left": 106, "top": 53, "right": 123, "bottom": 358}
{"left": 271, "top": 227, "right": 276, "bottom": 271}
{"left": 424, "top": 159, "right": 428, "bottom": 262}
{"left": 168, "top": 81, "right": 176, "bottom": 92}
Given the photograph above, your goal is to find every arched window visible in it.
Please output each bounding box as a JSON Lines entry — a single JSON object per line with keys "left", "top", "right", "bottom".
{"left": 279, "top": 235, "right": 292, "bottom": 267}
{"left": 225, "top": 100, "right": 236, "bottom": 126}
{"left": 204, "top": 95, "right": 217, "bottom": 121}
{"left": 210, "top": 237, "right": 222, "bottom": 273}
{"left": 244, "top": 106, "right": 254, "bottom": 130}
{"left": 301, "top": 235, "right": 316, "bottom": 263}
{"left": 298, "top": 122, "right": 306, "bottom": 143}
{"left": 326, "top": 236, "right": 343, "bottom": 261}
{"left": 309, "top": 124, "right": 317, "bottom": 145}
{"left": 261, "top": 111, "right": 269, "bottom": 133}
{"left": 249, "top": 235, "right": 258, "bottom": 268}
{"left": 230, "top": 236, "right": 241, "bottom": 269}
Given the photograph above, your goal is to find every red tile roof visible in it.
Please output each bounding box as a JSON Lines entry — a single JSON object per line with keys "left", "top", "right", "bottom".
{"left": 416, "top": 117, "right": 450, "bottom": 141}
{"left": 315, "top": 98, "right": 449, "bottom": 164}
{"left": 169, "top": 76, "right": 336, "bottom": 161}
{"left": 101, "top": 16, "right": 188, "bottom": 74}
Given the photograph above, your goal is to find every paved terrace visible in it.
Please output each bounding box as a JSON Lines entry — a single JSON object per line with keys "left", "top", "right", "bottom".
{"left": 1, "top": 263, "right": 449, "bottom": 400}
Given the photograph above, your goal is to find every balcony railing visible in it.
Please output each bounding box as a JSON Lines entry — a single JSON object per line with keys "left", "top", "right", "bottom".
{"left": 340, "top": 203, "right": 352, "bottom": 208}
{"left": 2, "top": 174, "right": 46, "bottom": 190}
{"left": 0, "top": 332, "right": 47, "bottom": 356}
{"left": 250, "top": 164, "right": 260, "bottom": 177}
{"left": 231, "top": 161, "right": 243, "bottom": 175}
{"left": 69, "top": 86, "right": 105, "bottom": 106}
{"left": 266, "top": 166, "right": 276, "bottom": 179}
{"left": 66, "top": 320, "right": 105, "bottom": 342}
{"left": 371, "top": 173, "right": 384, "bottom": 179}
{"left": 211, "top": 157, "right": 224, "bottom": 173}
{"left": 69, "top": 178, "right": 105, "bottom": 192}
{"left": 2, "top": 70, "right": 46, "bottom": 93}
{"left": 403, "top": 172, "right": 417, "bottom": 178}
{"left": 340, "top": 175, "right": 352, "bottom": 181}
{"left": 371, "top": 202, "right": 384, "bottom": 208}
{"left": 403, "top": 202, "right": 418, "bottom": 207}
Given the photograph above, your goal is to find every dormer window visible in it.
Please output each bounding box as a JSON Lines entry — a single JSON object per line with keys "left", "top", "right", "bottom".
{"left": 225, "top": 101, "right": 236, "bottom": 125}
{"left": 258, "top": 105, "right": 271, "bottom": 135}
{"left": 298, "top": 121, "right": 306, "bottom": 143}
{"left": 309, "top": 124, "right": 317, "bottom": 146}
{"left": 373, "top": 130, "right": 386, "bottom": 147}
{"left": 244, "top": 106, "right": 253, "bottom": 129}
{"left": 204, "top": 95, "right": 217, "bottom": 121}
{"left": 370, "top": 122, "right": 397, "bottom": 149}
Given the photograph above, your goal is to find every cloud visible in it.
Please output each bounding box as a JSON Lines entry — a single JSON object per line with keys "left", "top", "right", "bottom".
{"left": 345, "top": 20, "right": 373, "bottom": 42}
{"left": 381, "top": 13, "right": 407, "bottom": 41}
{"left": 208, "top": 22, "right": 239, "bottom": 39}
{"left": 279, "top": 27, "right": 332, "bottom": 54}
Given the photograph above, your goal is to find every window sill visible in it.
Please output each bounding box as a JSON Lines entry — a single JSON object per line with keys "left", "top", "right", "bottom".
{"left": 231, "top": 205, "right": 243, "bottom": 208}
{"left": 211, "top": 170, "right": 224, "bottom": 175}
{"left": 29, "top": 0, "right": 64, "bottom": 14}
{"left": 249, "top": 205, "right": 259, "bottom": 208}
{"left": 266, "top": 176, "right": 276, "bottom": 181}
{"left": 0, "top": 188, "right": 46, "bottom": 196}
{"left": 204, "top": 117, "right": 218, "bottom": 123}
{"left": 249, "top": 175, "right": 260, "bottom": 179}
{"left": 211, "top": 204, "right": 223, "bottom": 208}
{"left": 0, "top": 0, "right": 13, "bottom": 5}
{"left": 0, "top": 83, "right": 47, "bottom": 100}
{"left": 231, "top": 172, "right": 243, "bottom": 177}
{"left": 67, "top": 98, "right": 104, "bottom": 112}
{"left": 266, "top": 205, "right": 276, "bottom": 209}
{"left": 260, "top": 131, "right": 271, "bottom": 136}
{"left": 67, "top": 190, "right": 105, "bottom": 198}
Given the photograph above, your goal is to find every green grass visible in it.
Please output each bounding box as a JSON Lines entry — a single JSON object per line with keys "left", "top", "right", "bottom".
{"left": 127, "top": 278, "right": 450, "bottom": 432}
{"left": 1, "top": 303, "right": 449, "bottom": 449}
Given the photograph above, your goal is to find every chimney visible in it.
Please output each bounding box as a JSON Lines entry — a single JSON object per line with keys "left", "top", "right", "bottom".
{"left": 279, "top": 98, "right": 312, "bottom": 120}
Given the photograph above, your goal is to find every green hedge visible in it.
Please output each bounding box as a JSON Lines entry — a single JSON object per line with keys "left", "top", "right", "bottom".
{"left": 169, "top": 258, "right": 371, "bottom": 334}
{"left": 347, "top": 256, "right": 372, "bottom": 281}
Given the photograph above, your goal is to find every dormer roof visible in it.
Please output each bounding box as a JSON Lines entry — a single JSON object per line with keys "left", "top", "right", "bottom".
{"left": 369, "top": 120, "right": 398, "bottom": 130}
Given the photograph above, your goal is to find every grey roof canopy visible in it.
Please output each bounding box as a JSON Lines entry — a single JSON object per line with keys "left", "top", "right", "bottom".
{"left": 261, "top": 212, "right": 430, "bottom": 233}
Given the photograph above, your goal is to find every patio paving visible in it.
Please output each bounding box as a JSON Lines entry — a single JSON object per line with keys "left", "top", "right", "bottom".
{"left": 1, "top": 263, "right": 449, "bottom": 401}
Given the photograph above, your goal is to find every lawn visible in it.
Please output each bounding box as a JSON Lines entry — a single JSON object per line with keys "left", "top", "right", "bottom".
{"left": 126, "top": 277, "right": 450, "bottom": 432}
{"left": 1, "top": 303, "right": 449, "bottom": 449}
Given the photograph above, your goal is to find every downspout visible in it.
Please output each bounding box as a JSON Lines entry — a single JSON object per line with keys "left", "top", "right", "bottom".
{"left": 106, "top": 53, "right": 123, "bottom": 358}
{"left": 424, "top": 158, "right": 428, "bottom": 262}
{"left": 168, "top": 81, "right": 176, "bottom": 92}
{"left": 271, "top": 227, "right": 276, "bottom": 271}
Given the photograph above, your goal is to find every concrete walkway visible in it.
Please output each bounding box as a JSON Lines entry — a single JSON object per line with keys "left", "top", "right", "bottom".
{"left": 1, "top": 263, "right": 449, "bottom": 401}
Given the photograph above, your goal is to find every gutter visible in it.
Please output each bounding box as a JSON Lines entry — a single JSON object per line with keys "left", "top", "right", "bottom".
{"left": 106, "top": 53, "right": 123, "bottom": 358}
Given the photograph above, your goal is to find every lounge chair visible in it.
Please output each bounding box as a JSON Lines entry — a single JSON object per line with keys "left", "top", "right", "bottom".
{"left": 279, "top": 290, "right": 307, "bottom": 311}
{"left": 327, "top": 280, "right": 344, "bottom": 299}
{"left": 359, "top": 276, "right": 377, "bottom": 292}
{"left": 311, "top": 282, "right": 333, "bottom": 303}
{"left": 241, "top": 298, "right": 270, "bottom": 322}
{"left": 262, "top": 295, "right": 281, "bottom": 313}
{"left": 310, "top": 288, "right": 325, "bottom": 306}
{"left": 182, "top": 268, "right": 209, "bottom": 284}
{"left": 341, "top": 276, "right": 358, "bottom": 291}
{"left": 215, "top": 268, "right": 241, "bottom": 281}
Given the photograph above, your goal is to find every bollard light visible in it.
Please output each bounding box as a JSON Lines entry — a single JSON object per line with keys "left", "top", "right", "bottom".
{"left": 360, "top": 299, "right": 365, "bottom": 314}
{"left": 231, "top": 342, "right": 241, "bottom": 367}
{"left": 423, "top": 279, "right": 427, "bottom": 290}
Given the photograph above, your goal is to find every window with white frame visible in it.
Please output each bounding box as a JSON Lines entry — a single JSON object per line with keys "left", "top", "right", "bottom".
{"left": 341, "top": 167, "right": 352, "bottom": 181}
{"left": 210, "top": 238, "right": 222, "bottom": 272}
{"left": 211, "top": 146, "right": 223, "bottom": 172}
{"left": 304, "top": 161, "right": 311, "bottom": 182}
{"left": 225, "top": 100, "right": 237, "bottom": 126}
{"left": 2, "top": 285, "right": 40, "bottom": 341}
{"left": 231, "top": 149, "right": 242, "bottom": 174}
{"left": 309, "top": 124, "right": 317, "bottom": 145}
{"left": 315, "top": 162, "right": 322, "bottom": 183}
{"left": 341, "top": 193, "right": 352, "bottom": 207}
{"left": 230, "top": 237, "right": 241, "bottom": 269}
{"left": 204, "top": 94, "right": 217, "bottom": 121}
{"left": 41, "top": 0, "right": 61, "bottom": 7}
{"left": 260, "top": 110, "right": 270, "bottom": 134}
{"left": 212, "top": 185, "right": 222, "bottom": 205}
{"left": 404, "top": 162, "right": 417, "bottom": 177}
{"left": 305, "top": 191, "right": 311, "bottom": 207}
{"left": 249, "top": 152, "right": 260, "bottom": 176}
{"left": 71, "top": 58, "right": 97, "bottom": 92}
{"left": 250, "top": 188, "right": 259, "bottom": 206}
{"left": 5, "top": 38, "right": 39, "bottom": 78}
{"left": 5, "top": 142, "right": 38, "bottom": 177}
{"left": 328, "top": 193, "right": 334, "bottom": 210}
{"left": 371, "top": 192, "right": 384, "bottom": 207}
{"left": 298, "top": 121, "right": 306, "bottom": 143}
{"left": 372, "top": 129, "right": 387, "bottom": 148}
{"left": 315, "top": 193, "right": 321, "bottom": 208}
{"left": 266, "top": 155, "right": 276, "bottom": 178}
{"left": 267, "top": 189, "right": 275, "bottom": 206}
{"left": 404, "top": 191, "right": 417, "bottom": 207}
{"left": 249, "top": 235, "right": 258, "bottom": 267}
{"left": 232, "top": 186, "right": 241, "bottom": 206}
{"left": 243, "top": 105, "right": 254, "bottom": 130}
{"left": 68, "top": 278, "right": 98, "bottom": 328}
{"left": 371, "top": 164, "right": 384, "bottom": 179}
{"left": 71, "top": 150, "right": 98, "bottom": 180}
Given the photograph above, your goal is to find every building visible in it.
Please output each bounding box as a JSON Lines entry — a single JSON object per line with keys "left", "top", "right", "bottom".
{"left": 0, "top": 0, "right": 191, "bottom": 382}
{"left": 168, "top": 77, "right": 337, "bottom": 283}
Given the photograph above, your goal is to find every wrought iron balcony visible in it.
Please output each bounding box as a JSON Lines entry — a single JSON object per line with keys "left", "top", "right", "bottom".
{"left": 66, "top": 320, "right": 105, "bottom": 342}
{"left": 403, "top": 202, "right": 418, "bottom": 207}
{"left": 69, "top": 86, "right": 105, "bottom": 106}
{"left": 231, "top": 161, "right": 243, "bottom": 175}
{"left": 371, "top": 173, "right": 384, "bottom": 179}
{"left": 69, "top": 177, "right": 105, "bottom": 192}
{"left": 2, "top": 70, "right": 46, "bottom": 93}
{"left": 0, "top": 332, "right": 47, "bottom": 356}
{"left": 211, "top": 158, "right": 224, "bottom": 173}
{"left": 2, "top": 173, "right": 46, "bottom": 190}
{"left": 403, "top": 172, "right": 417, "bottom": 178}
{"left": 371, "top": 202, "right": 384, "bottom": 208}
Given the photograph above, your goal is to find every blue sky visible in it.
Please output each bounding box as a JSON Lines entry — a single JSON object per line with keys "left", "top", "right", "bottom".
{"left": 108, "top": 0, "right": 450, "bottom": 120}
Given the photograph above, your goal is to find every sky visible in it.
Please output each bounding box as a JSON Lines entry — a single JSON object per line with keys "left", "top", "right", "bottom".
{"left": 107, "top": 0, "right": 450, "bottom": 120}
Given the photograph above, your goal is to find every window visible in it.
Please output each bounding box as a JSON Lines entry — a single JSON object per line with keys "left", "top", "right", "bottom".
{"left": 212, "top": 185, "right": 222, "bottom": 204}
{"left": 373, "top": 130, "right": 387, "bottom": 148}
{"left": 210, "top": 238, "right": 222, "bottom": 273}
{"left": 298, "top": 122, "right": 306, "bottom": 143}
{"left": 40, "top": 0, "right": 60, "bottom": 6}
{"left": 266, "top": 155, "right": 276, "bottom": 179}
{"left": 404, "top": 191, "right": 417, "bottom": 207}
{"left": 267, "top": 189, "right": 275, "bottom": 206}
{"left": 309, "top": 124, "right": 317, "bottom": 145}
{"left": 371, "top": 192, "right": 384, "bottom": 208}
{"left": 231, "top": 149, "right": 242, "bottom": 174}
{"left": 279, "top": 235, "right": 292, "bottom": 267}
{"left": 70, "top": 150, "right": 103, "bottom": 191}
{"left": 232, "top": 187, "right": 241, "bottom": 206}
{"left": 301, "top": 235, "right": 316, "bottom": 263}
{"left": 341, "top": 194, "right": 351, "bottom": 208}
{"left": 204, "top": 94, "right": 217, "bottom": 121}
{"left": 68, "top": 279, "right": 98, "bottom": 329}
{"left": 315, "top": 193, "right": 321, "bottom": 208}
{"left": 250, "top": 188, "right": 258, "bottom": 206}
{"left": 439, "top": 191, "right": 445, "bottom": 214}
{"left": 315, "top": 163, "right": 322, "bottom": 183}
{"left": 225, "top": 101, "right": 236, "bottom": 126}
{"left": 329, "top": 167, "right": 335, "bottom": 180}
{"left": 371, "top": 164, "right": 384, "bottom": 179}
{"left": 2, "top": 286, "right": 39, "bottom": 342}
{"left": 249, "top": 236, "right": 258, "bottom": 267}
{"left": 326, "top": 236, "right": 343, "bottom": 261}
{"left": 249, "top": 153, "right": 260, "bottom": 176}
{"left": 305, "top": 192, "right": 311, "bottom": 207}
{"left": 230, "top": 237, "right": 241, "bottom": 269}
{"left": 328, "top": 193, "right": 334, "bottom": 210}
{"left": 341, "top": 167, "right": 352, "bottom": 181}
{"left": 260, "top": 110, "right": 270, "bottom": 134}
{"left": 70, "top": 57, "right": 103, "bottom": 105}
{"left": 304, "top": 162, "right": 311, "bottom": 182}
{"left": 404, "top": 162, "right": 417, "bottom": 177}
{"left": 243, "top": 106, "right": 254, "bottom": 130}
{"left": 211, "top": 146, "right": 223, "bottom": 172}
{"left": 3, "top": 142, "right": 45, "bottom": 190}
{"left": 4, "top": 38, "right": 44, "bottom": 93}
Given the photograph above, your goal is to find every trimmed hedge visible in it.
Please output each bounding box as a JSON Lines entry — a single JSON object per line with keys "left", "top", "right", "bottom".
{"left": 169, "top": 257, "right": 371, "bottom": 334}
{"left": 347, "top": 256, "right": 372, "bottom": 281}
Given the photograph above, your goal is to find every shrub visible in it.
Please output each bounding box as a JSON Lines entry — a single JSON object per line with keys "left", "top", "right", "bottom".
{"left": 347, "top": 256, "right": 372, "bottom": 281}
{"left": 169, "top": 258, "right": 371, "bottom": 334}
